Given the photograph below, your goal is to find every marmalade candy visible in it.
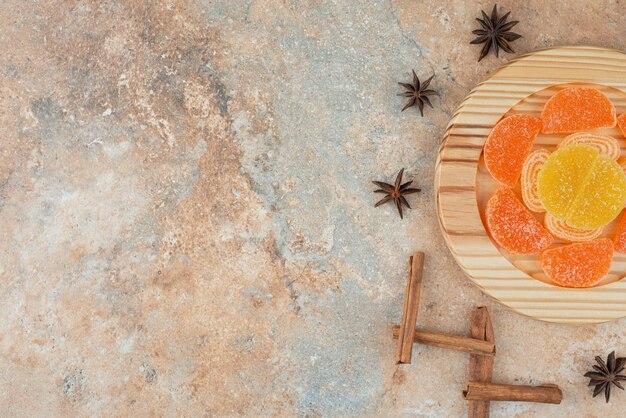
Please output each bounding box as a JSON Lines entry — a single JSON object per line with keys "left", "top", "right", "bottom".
{"left": 540, "top": 238, "right": 613, "bottom": 288}
{"left": 486, "top": 187, "right": 553, "bottom": 254}
{"left": 544, "top": 213, "right": 602, "bottom": 243}
{"left": 520, "top": 149, "right": 550, "bottom": 212}
{"left": 567, "top": 152, "right": 626, "bottom": 229}
{"left": 558, "top": 132, "right": 620, "bottom": 160}
{"left": 480, "top": 87, "right": 626, "bottom": 288}
{"left": 537, "top": 144, "right": 626, "bottom": 229}
{"left": 541, "top": 87, "right": 616, "bottom": 134}
{"left": 537, "top": 144, "right": 598, "bottom": 221}
{"left": 484, "top": 114, "right": 542, "bottom": 187}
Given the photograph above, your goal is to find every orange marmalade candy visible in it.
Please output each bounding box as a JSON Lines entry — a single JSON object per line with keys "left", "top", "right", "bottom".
{"left": 558, "top": 132, "right": 620, "bottom": 160}
{"left": 521, "top": 149, "right": 550, "bottom": 212}
{"left": 484, "top": 114, "right": 542, "bottom": 187}
{"left": 537, "top": 144, "right": 626, "bottom": 229}
{"left": 541, "top": 87, "right": 616, "bottom": 134}
{"left": 544, "top": 213, "right": 602, "bottom": 243}
{"left": 618, "top": 114, "right": 626, "bottom": 137}
{"left": 613, "top": 210, "right": 626, "bottom": 253}
{"left": 486, "top": 187, "right": 553, "bottom": 254}
{"left": 540, "top": 238, "right": 613, "bottom": 288}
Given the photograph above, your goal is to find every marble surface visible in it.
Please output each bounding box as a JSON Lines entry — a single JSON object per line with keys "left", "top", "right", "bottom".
{"left": 0, "top": 1, "right": 625, "bottom": 417}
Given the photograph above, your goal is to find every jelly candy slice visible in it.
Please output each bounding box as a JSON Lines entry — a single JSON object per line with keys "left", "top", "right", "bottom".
{"left": 541, "top": 87, "right": 616, "bottom": 134}
{"left": 540, "top": 238, "right": 613, "bottom": 288}
{"left": 567, "top": 153, "right": 626, "bottom": 229}
{"left": 521, "top": 149, "right": 550, "bottom": 212}
{"left": 558, "top": 132, "right": 620, "bottom": 160}
{"left": 486, "top": 187, "right": 553, "bottom": 254}
{"left": 537, "top": 144, "right": 626, "bottom": 229}
{"left": 613, "top": 210, "right": 626, "bottom": 253}
{"left": 618, "top": 114, "right": 626, "bottom": 137}
{"left": 544, "top": 213, "right": 602, "bottom": 242}
{"left": 537, "top": 144, "right": 598, "bottom": 221}
{"left": 484, "top": 114, "right": 541, "bottom": 187}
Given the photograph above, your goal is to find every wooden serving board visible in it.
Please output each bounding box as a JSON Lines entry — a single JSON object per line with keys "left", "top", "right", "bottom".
{"left": 435, "top": 46, "right": 626, "bottom": 325}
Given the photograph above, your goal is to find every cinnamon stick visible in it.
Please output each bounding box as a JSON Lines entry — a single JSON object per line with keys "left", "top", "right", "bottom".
{"left": 463, "top": 382, "right": 562, "bottom": 404}
{"left": 467, "top": 306, "right": 495, "bottom": 418}
{"left": 395, "top": 252, "right": 425, "bottom": 364}
{"left": 391, "top": 326, "right": 495, "bottom": 356}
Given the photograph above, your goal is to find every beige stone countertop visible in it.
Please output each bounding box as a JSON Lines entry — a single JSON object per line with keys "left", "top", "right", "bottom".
{"left": 1, "top": 1, "right": 625, "bottom": 417}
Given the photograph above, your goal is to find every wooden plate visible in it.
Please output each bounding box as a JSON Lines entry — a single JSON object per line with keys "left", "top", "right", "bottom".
{"left": 435, "top": 46, "right": 626, "bottom": 325}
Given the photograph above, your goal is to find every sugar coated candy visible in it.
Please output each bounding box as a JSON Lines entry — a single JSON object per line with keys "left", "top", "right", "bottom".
{"left": 484, "top": 114, "right": 541, "bottom": 187}
{"left": 567, "top": 152, "right": 626, "bottom": 229}
{"left": 537, "top": 144, "right": 598, "bottom": 221}
{"left": 537, "top": 144, "right": 626, "bottom": 229}
{"left": 558, "top": 132, "right": 620, "bottom": 160}
{"left": 544, "top": 213, "right": 602, "bottom": 243}
{"left": 540, "top": 238, "right": 613, "bottom": 288}
{"left": 541, "top": 87, "right": 616, "bottom": 134}
{"left": 486, "top": 187, "right": 553, "bottom": 254}
{"left": 521, "top": 149, "right": 550, "bottom": 212}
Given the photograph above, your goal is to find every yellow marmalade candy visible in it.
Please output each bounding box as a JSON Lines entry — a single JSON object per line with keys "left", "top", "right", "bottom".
{"left": 537, "top": 144, "right": 626, "bottom": 229}
{"left": 537, "top": 145, "right": 597, "bottom": 221}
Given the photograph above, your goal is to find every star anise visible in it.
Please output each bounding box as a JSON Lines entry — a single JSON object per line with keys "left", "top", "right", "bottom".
{"left": 471, "top": 4, "right": 522, "bottom": 62}
{"left": 397, "top": 70, "right": 438, "bottom": 116}
{"left": 584, "top": 351, "right": 626, "bottom": 403}
{"left": 372, "top": 168, "right": 421, "bottom": 219}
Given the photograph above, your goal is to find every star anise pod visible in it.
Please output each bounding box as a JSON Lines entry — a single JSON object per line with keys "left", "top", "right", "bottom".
{"left": 397, "top": 70, "right": 438, "bottom": 116}
{"left": 471, "top": 4, "right": 522, "bottom": 62}
{"left": 584, "top": 351, "right": 626, "bottom": 403}
{"left": 372, "top": 168, "right": 421, "bottom": 219}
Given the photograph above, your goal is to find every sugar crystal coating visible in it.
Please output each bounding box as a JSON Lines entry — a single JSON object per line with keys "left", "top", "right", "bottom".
{"left": 484, "top": 114, "right": 541, "bottom": 187}
{"left": 544, "top": 213, "right": 602, "bottom": 242}
{"left": 540, "top": 238, "right": 613, "bottom": 288}
{"left": 567, "top": 153, "right": 626, "bottom": 229}
{"left": 537, "top": 144, "right": 598, "bottom": 221}
{"left": 521, "top": 148, "right": 550, "bottom": 212}
{"left": 558, "top": 132, "right": 620, "bottom": 160}
{"left": 541, "top": 87, "right": 616, "bottom": 134}
{"left": 486, "top": 187, "right": 553, "bottom": 254}
{"left": 537, "top": 144, "right": 626, "bottom": 229}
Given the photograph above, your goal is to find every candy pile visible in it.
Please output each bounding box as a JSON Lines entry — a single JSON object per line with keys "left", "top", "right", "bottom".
{"left": 483, "top": 86, "right": 626, "bottom": 288}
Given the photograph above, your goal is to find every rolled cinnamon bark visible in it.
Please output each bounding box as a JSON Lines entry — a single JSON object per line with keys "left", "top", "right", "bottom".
{"left": 392, "top": 326, "right": 495, "bottom": 356}
{"left": 395, "top": 252, "right": 425, "bottom": 364}
{"left": 463, "top": 381, "right": 562, "bottom": 404}
{"left": 467, "top": 307, "right": 495, "bottom": 418}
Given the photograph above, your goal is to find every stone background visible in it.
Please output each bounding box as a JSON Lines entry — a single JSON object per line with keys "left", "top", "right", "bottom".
{"left": 0, "top": 1, "right": 625, "bottom": 417}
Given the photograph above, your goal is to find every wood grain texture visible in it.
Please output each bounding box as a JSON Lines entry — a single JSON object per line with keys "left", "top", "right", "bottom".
{"left": 435, "top": 46, "right": 626, "bottom": 324}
